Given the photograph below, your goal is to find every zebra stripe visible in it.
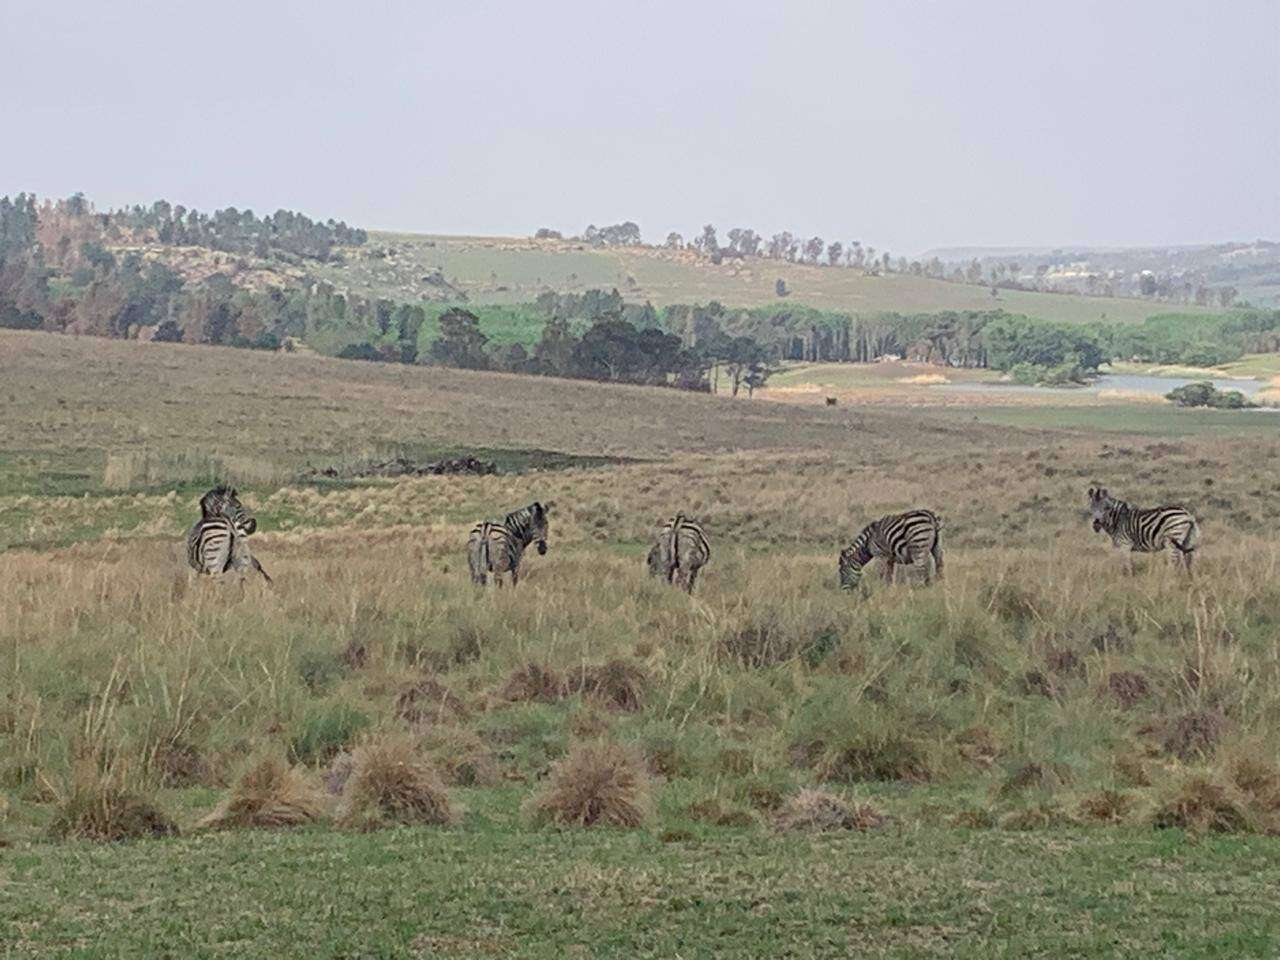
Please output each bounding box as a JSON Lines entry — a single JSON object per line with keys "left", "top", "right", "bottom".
{"left": 468, "top": 501, "right": 551, "bottom": 586}
{"left": 647, "top": 514, "right": 710, "bottom": 593}
{"left": 839, "top": 509, "right": 943, "bottom": 591}
{"left": 1088, "top": 487, "right": 1199, "bottom": 573}
{"left": 186, "top": 486, "right": 272, "bottom": 583}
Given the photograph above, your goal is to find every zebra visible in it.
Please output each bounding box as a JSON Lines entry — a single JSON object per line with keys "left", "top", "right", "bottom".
{"left": 839, "top": 509, "right": 943, "bottom": 591}
{"left": 1088, "top": 487, "right": 1199, "bottom": 574}
{"left": 467, "top": 501, "right": 551, "bottom": 587}
{"left": 646, "top": 514, "right": 710, "bottom": 594}
{"left": 186, "top": 486, "right": 272, "bottom": 584}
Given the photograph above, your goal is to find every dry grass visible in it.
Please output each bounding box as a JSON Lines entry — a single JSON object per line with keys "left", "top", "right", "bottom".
{"left": 334, "top": 732, "right": 454, "bottom": 829}
{"left": 48, "top": 761, "right": 177, "bottom": 841}
{"left": 524, "top": 740, "right": 651, "bottom": 829}
{"left": 500, "top": 662, "right": 568, "bottom": 703}
{"left": 1151, "top": 775, "right": 1251, "bottom": 835}
{"left": 199, "top": 754, "right": 325, "bottom": 830}
{"left": 774, "top": 788, "right": 885, "bottom": 832}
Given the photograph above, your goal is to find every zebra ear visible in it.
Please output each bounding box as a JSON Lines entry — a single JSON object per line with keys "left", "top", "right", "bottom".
{"left": 242, "top": 518, "right": 257, "bottom": 535}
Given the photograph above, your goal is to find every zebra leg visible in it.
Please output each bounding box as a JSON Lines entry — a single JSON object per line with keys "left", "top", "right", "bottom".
{"left": 931, "top": 540, "right": 944, "bottom": 581}
{"left": 882, "top": 560, "right": 896, "bottom": 585}
{"left": 511, "top": 566, "right": 520, "bottom": 588}
{"left": 684, "top": 566, "right": 698, "bottom": 594}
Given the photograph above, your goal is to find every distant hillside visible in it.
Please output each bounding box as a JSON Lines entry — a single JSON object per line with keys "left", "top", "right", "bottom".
{"left": 313, "top": 232, "right": 1219, "bottom": 327}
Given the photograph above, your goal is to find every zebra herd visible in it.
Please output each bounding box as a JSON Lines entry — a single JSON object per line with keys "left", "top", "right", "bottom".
{"left": 183, "top": 486, "right": 1202, "bottom": 591}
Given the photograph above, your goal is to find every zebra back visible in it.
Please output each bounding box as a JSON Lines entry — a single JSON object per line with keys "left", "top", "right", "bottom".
{"left": 1088, "top": 487, "right": 1198, "bottom": 552}
{"left": 839, "top": 509, "right": 941, "bottom": 589}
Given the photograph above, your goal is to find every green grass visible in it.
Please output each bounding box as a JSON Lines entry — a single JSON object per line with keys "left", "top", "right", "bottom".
{"left": 952, "top": 403, "right": 1280, "bottom": 435}
{"left": 1107, "top": 354, "right": 1280, "bottom": 381}
{"left": 5, "top": 815, "right": 1278, "bottom": 957}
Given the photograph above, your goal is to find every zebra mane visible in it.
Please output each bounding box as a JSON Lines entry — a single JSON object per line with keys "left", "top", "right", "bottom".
{"left": 199, "top": 485, "right": 240, "bottom": 518}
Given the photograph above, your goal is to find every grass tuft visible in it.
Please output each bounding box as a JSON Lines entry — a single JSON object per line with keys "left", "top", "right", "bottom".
{"left": 524, "top": 740, "right": 651, "bottom": 828}
{"left": 199, "top": 754, "right": 325, "bottom": 830}
{"left": 48, "top": 762, "right": 177, "bottom": 841}
{"left": 335, "top": 732, "right": 455, "bottom": 830}
{"left": 775, "top": 788, "right": 885, "bottom": 832}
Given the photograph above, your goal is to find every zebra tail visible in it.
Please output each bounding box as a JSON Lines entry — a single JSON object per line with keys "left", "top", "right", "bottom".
{"left": 252, "top": 556, "right": 274, "bottom": 586}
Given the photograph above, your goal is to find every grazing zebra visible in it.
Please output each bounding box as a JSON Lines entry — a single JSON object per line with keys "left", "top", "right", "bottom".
{"left": 1088, "top": 487, "right": 1199, "bottom": 574}
{"left": 186, "top": 486, "right": 272, "bottom": 584}
{"left": 468, "top": 501, "right": 551, "bottom": 587}
{"left": 646, "top": 514, "right": 711, "bottom": 594}
{"left": 839, "top": 509, "right": 943, "bottom": 591}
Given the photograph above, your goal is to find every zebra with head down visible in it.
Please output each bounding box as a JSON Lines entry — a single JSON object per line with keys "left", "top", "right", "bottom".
{"left": 468, "top": 501, "right": 551, "bottom": 587}
{"left": 646, "top": 514, "right": 711, "bottom": 594}
{"left": 186, "top": 486, "right": 272, "bottom": 584}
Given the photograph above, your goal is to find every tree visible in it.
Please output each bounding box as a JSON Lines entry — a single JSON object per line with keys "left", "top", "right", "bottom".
{"left": 803, "top": 236, "right": 824, "bottom": 264}
{"left": 826, "top": 241, "right": 843, "bottom": 266}
{"left": 1217, "top": 286, "right": 1239, "bottom": 308}
{"left": 695, "top": 224, "right": 719, "bottom": 258}
{"left": 428, "top": 308, "right": 489, "bottom": 369}
{"left": 664, "top": 232, "right": 683, "bottom": 249}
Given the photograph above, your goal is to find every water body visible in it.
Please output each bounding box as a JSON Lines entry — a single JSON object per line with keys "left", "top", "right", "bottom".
{"left": 940, "top": 373, "right": 1268, "bottom": 399}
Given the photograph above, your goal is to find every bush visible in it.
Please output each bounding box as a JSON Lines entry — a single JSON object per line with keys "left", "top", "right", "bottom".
{"left": 1166, "top": 381, "right": 1256, "bottom": 409}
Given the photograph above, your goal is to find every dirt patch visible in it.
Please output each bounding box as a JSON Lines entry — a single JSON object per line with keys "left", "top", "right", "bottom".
{"left": 301, "top": 455, "right": 497, "bottom": 481}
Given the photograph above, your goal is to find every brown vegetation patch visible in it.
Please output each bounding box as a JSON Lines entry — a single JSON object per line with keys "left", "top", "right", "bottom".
{"left": 1077, "top": 789, "right": 1136, "bottom": 823}
{"left": 774, "top": 788, "right": 885, "bottom": 832}
{"left": 1105, "top": 671, "right": 1150, "bottom": 709}
{"left": 524, "top": 740, "right": 651, "bottom": 828}
{"left": 323, "top": 752, "right": 354, "bottom": 795}
{"left": 811, "top": 737, "right": 932, "bottom": 784}
{"left": 998, "top": 762, "right": 1067, "bottom": 798}
{"left": 684, "top": 798, "right": 757, "bottom": 828}
{"left": 1045, "top": 646, "right": 1084, "bottom": 678}
{"left": 1151, "top": 775, "right": 1250, "bottom": 834}
{"left": 568, "top": 660, "right": 650, "bottom": 713}
{"left": 956, "top": 726, "right": 1001, "bottom": 769}
{"left": 395, "top": 676, "right": 470, "bottom": 725}
{"left": 153, "top": 740, "right": 214, "bottom": 787}
{"left": 418, "top": 726, "right": 499, "bottom": 787}
{"left": 335, "top": 734, "right": 454, "bottom": 829}
{"left": 500, "top": 662, "right": 568, "bottom": 704}
{"left": 1018, "top": 670, "right": 1059, "bottom": 699}
{"left": 49, "top": 764, "right": 177, "bottom": 842}
{"left": 1151, "top": 709, "right": 1229, "bottom": 761}
{"left": 1001, "top": 802, "right": 1073, "bottom": 831}
{"left": 950, "top": 806, "right": 997, "bottom": 829}
{"left": 199, "top": 754, "right": 325, "bottom": 830}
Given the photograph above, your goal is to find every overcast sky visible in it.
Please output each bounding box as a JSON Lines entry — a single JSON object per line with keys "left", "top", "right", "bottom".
{"left": 2, "top": 0, "right": 1276, "bottom": 254}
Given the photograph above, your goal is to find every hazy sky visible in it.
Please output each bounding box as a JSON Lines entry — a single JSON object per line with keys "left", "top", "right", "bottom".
{"left": 2, "top": 0, "right": 1276, "bottom": 254}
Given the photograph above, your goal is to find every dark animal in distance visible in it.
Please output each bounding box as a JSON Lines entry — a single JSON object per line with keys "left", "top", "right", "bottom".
{"left": 186, "top": 486, "right": 272, "bottom": 584}
{"left": 468, "top": 501, "right": 552, "bottom": 587}
{"left": 646, "top": 514, "right": 711, "bottom": 594}
{"left": 1088, "top": 486, "right": 1199, "bottom": 574}
{"left": 839, "top": 509, "right": 943, "bottom": 591}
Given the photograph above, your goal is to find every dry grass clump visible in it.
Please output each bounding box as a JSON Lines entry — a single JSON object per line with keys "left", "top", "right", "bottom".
{"left": 998, "top": 762, "right": 1069, "bottom": 799}
{"left": 500, "top": 662, "right": 568, "bottom": 703}
{"left": 684, "top": 797, "right": 757, "bottom": 828}
{"left": 394, "top": 676, "right": 470, "bottom": 725}
{"left": 1001, "top": 801, "right": 1074, "bottom": 831}
{"left": 807, "top": 735, "right": 932, "bottom": 784}
{"left": 417, "top": 725, "right": 499, "bottom": 786}
{"left": 774, "top": 788, "right": 885, "bottom": 832}
{"left": 1151, "top": 774, "right": 1251, "bottom": 834}
{"left": 335, "top": 733, "right": 455, "bottom": 830}
{"left": 323, "top": 752, "right": 355, "bottom": 795}
{"left": 955, "top": 726, "right": 1001, "bottom": 769}
{"left": 199, "top": 754, "right": 325, "bottom": 830}
{"left": 1152, "top": 709, "right": 1229, "bottom": 761}
{"left": 1018, "top": 670, "right": 1060, "bottom": 700}
{"left": 48, "top": 762, "right": 177, "bottom": 841}
{"left": 1104, "top": 671, "right": 1150, "bottom": 709}
{"left": 950, "top": 806, "right": 997, "bottom": 830}
{"left": 152, "top": 739, "right": 214, "bottom": 788}
{"left": 1077, "top": 789, "right": 1136, "bottom": 824}
{"left": 524, "top": 740, "right": 651, "bottom": 828}
{"left": 568, "top": 659, "right": 650, "bottom": 713}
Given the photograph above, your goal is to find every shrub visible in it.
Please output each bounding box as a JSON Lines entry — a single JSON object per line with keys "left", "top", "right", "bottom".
{"left": 1151, "top": 775, "right": 1250, "bottom": 834}
{"left": 1166, "top": 381, "right": 1256, "bottom": 409}
{"left": 335, "top": 733, "right": 454, "bottom": 830}
{"left": 199, "top": 754, "right": 325, "bottom": 830}
{"left": 524, "top": 740, "right": 651, "bottom": 828}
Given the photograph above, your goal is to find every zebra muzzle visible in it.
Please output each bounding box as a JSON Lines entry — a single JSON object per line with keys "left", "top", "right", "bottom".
{"left": 536, "top": 541, "right": 548, "bottom": 555}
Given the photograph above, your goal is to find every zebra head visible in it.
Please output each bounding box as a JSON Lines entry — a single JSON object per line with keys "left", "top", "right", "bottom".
{"left": 1087, "top": 486, "right": 1114, "bottom": 534}
{"left": 838, "top": 531, "right": 873, "bottom": 591}
{"left": 199, "top": 485, "right": 257, "bottom": 535}
{"left": 508, "top": 501, "right": 551, "bottom": 555}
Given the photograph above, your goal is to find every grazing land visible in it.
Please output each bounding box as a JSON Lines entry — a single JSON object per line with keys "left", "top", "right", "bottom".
{"left": 317, "top": 233, "right": 1214, "bottom": 326}
{"left": 3, "top": 329, "right": 1280, "bottom": 956}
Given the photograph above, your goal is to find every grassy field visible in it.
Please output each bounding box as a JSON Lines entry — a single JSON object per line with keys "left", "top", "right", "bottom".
{"left": 3, "top": 329, "right": 1280, "bottom": 955}
{"left": 316, "top": 233, "right": 1217, "bottom": 327}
